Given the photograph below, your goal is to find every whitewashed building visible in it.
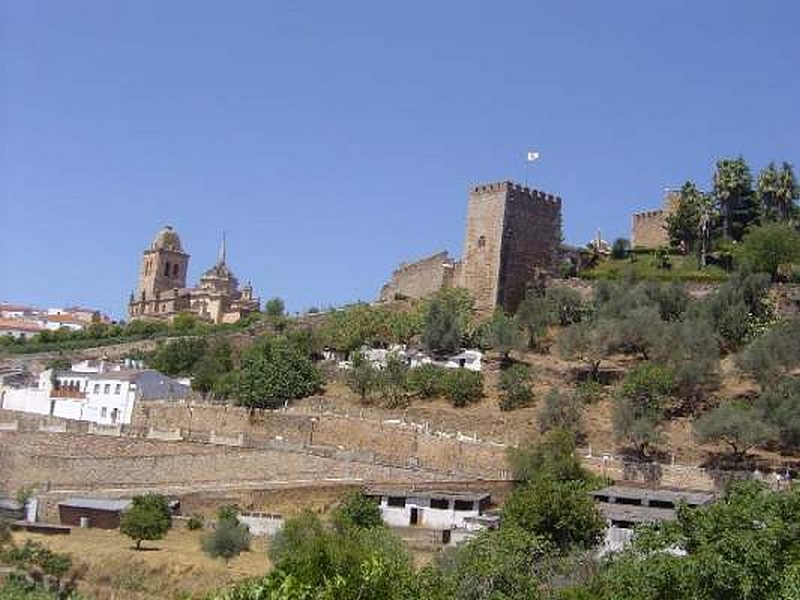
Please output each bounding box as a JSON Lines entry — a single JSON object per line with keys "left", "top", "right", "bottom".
{"left": 339, "top": 346, "right": 483, "bottom": 372}
{"left": 0, "top": 361, "right": 189, "bottom": 425}
{"left": 365, "top": 487, "right": 491, "bottom": 530}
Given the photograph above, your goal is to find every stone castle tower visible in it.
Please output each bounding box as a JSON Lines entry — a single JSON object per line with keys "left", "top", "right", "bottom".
{"left": 380, "top": 181, "right": 562, "bottom": 315}
{"left": 459, "top": 182, "right": 562, "bottom": 313}
{"left": 136, "top": 225, "right": 189, "bottom": 297}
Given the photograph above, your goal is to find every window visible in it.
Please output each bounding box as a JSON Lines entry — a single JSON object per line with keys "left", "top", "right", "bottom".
{"left": 101, "top": 407, "right": 107, "bottom": 417}
{"left": 454, "top": 500, "right": 474, "bottom": 511}
{"left": 114, "top": 384, "right": 121, "bottom": 395}
{"left": 387, "top": 496, "right": 406, "bottom": 508}
{"left": 477, "top": 235, "right": 486, "bottom": 249}
{"left": 104, "top": 383, "right": 111, "bottom": 394}
{"left": 172, "top": 263, "right": 179, "bottom": 277}
{"left": 93, "top": 384, "right": 100, "bottom": 393}
{"left": 430, "top": 498, "right": 449, "bottom": 510}
{"left": 164, "top": 261, "right": 171, "bottom": 276}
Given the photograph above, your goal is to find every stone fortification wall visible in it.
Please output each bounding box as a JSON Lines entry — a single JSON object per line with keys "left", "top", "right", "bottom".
{"left": 496, "top": 184, "right": 562, "bottom": 313}
{"left": 631, "top": 191, "right": 679, "bottom": 249}
{"left": 378, "top": 181, "right": 563, "bottom": 314}
{"left": 631, "top": 209, "right": 668, "bottom": 249}
{"left": 378, "top": 251, "right": 455, "bottom": 302}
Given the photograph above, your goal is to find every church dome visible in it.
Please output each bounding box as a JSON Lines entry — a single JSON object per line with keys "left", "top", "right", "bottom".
{"left": 151, "top": 225, "right": 184, "bottom": 252}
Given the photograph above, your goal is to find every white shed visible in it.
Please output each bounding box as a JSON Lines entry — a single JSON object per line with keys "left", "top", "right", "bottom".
{"left": 365, "top": 487, "right": 491, "bottom": 530}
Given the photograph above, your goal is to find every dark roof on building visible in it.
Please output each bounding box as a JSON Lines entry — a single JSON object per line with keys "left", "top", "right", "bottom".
{"left": 58, "top": 498, "right": 131, "bottom": 512}
{"left": 591, "top": 485, "right": 715, "bottom": 507}
{"left": 365, "top": 487, "right": 490, "bottom": 502}
{"left": 598, "top": 502, "right": 680, "bottom": 524}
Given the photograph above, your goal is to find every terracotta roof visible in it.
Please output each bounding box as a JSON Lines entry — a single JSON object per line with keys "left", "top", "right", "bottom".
{"left": 0, "top": 318, "right": 44, "bottom": 333}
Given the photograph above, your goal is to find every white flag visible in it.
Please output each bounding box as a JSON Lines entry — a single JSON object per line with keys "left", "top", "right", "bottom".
{"left": 527, "top": 151, "right": 540, "bottom": 162}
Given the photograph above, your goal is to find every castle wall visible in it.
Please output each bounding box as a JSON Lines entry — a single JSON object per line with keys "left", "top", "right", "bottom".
{"left": 458, "top": 183, "right": 509, "bottom": 314}
{"left": 497, "top": 185, "right": 562, "bottom": 313}
{"left": 631, "top": 191, "right": 679, "bottom": 249}
{"left": 378, "top": 181, "right": 563, "bottom": 314}
{"left": 631, "top": 210, "right": 668, "bottom": 249}
{"left": 379, "top": 251, "right": 454, "bottom": 302}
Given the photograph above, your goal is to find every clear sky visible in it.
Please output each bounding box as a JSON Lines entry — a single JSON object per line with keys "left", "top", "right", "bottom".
{"left": 1, "top": 1, "right": 798, "bottom": 318}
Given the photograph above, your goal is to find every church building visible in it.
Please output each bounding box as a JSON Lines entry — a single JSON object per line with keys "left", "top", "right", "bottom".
{"left": 128, "top": 226, "right": 260, "bottom": 324}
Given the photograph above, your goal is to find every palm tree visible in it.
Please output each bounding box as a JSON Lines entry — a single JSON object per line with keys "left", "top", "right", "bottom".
{"left": 713, "top": 157, "right": 756, "bottom": 241}
{"left": 776, "top": 162, "right": 799, "bottom": 222}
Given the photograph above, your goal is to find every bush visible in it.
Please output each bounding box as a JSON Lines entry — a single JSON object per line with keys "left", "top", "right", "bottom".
{"left": 506, "top": 429, "right": 590, "bottom": 483}
{"left": 186, "top": 515, "right": 204, "bottom": 531}
{"left": 119, "top": 494, "right": 172, "bottom": 550}
{"left": 538, "top": 389, "right": 583, "bottom": 435}
{"left": 346, "top": 351, "right": 377, "bottom": 403}
{"left": 442, "top": 369, "right": 483, "bottom": 407}
{"left": 502, "top": 477, "right": 605, "bottom": 553}
{"left": 612, "top": 365, "right": 674, "bottom": 457}
{"left": 498, "top": 364, "right": 534, "bottom": 411}
{"left": 611, "top": 237, "right": 631, "bottom": 259}
{"left": 694, "top": 401, "right": 774, "bottom": 458}
{"left": 203, "top": 518, "right": 251, "bottom": 565}
{"left": 332, "top": 491, "right": 384, "bottom": 532}
{"left": 756, "top": 377, "right": 800, "bottom": 450}
{"left": 264, "top": 297, "right": 286, "bottom": 317}
{"left": 406, "top": 364, "right": 446, "bottom": 398}
{"left": 376, "top": 353, "right": 409, "bottom": 408}
{"left": 236, "top": 336, "right": 322, "bottom": 409}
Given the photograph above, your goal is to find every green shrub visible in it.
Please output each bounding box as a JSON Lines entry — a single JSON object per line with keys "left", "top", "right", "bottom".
{"left": 538, "top": 389, "right": 583, "bottom": 435}
{"left": 187, "top": 515, "right": 204, "bottom": 531}
{"left": 407, "top": 364, "right": 446, "bottom": 398}
{"left": 498, "top": 364, "right": 534, "bottom": 411}
{"left": 443, "top": 369, "right": 484, "bottom": 407}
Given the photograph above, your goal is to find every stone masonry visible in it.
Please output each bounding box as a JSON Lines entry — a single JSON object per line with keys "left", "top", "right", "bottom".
{"left": 631, "top": 191, "right": 679, "bottom": 249}
{"left": 380, "top": 181, "right": 562, "bottom": 314}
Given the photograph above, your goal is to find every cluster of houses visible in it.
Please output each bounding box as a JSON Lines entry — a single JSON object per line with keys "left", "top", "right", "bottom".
{"left": 332, "top": 344, "right": 483, "bottom": 372}
{"left": 0, "top": 302, "right": 111, "bottom": 339}
{"left": 0, "top": 359, "right": 189, "bottom": 425}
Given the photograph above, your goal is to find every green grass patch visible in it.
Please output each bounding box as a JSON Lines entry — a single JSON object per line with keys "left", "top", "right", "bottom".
{"left": 580, "top": 253, "right": 729, "bottom": 282}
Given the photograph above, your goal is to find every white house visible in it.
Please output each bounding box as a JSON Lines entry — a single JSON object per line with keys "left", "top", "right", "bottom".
{"left": 365, "top": 487, "right": 491, "bottom": 530}
{"left": 0, "top": 361, "right": 189, "bottom": 425}
{"left": 339, "top": 346, "right": 483, "bottom": 372}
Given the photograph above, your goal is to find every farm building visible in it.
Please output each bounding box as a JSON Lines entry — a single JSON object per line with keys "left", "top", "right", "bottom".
{"left": 591, "top": 485, "right": 715, "bottom": 554}
{"left": 364, "top": 486, "right": 491, "bottom": 529}
{"left": 57, "top": 498, "right": 132, "bottom": 529}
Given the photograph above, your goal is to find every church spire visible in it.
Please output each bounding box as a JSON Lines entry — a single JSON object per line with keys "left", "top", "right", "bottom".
{"left": 218, "top": 231, "right": 227, "bottom": 265}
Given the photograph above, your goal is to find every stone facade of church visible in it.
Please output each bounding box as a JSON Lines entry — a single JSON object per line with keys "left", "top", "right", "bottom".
{"left": 128, "top": 226, "right": 260, "bottom": 324}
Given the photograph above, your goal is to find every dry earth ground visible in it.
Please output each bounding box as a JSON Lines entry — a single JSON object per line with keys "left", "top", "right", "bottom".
{"left": 12, "top": 528, "right": 269, "bottom": 600}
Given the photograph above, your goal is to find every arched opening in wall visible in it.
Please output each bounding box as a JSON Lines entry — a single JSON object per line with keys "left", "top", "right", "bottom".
{"left": 173, "top": 263, "right": 179, "bottom": 277}
{"left": 477, "top": 236, "right": 486, "bottom": 249}
{"left": 164, "top": 261, "right": 171, "bottom": 277}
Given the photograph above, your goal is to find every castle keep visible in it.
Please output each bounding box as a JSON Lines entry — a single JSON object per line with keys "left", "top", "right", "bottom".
{"left": 128, "top": 226, "right": 260, "bottom": 324}
{"left": 380, "top": 181, "right": 562, "bottom": 314}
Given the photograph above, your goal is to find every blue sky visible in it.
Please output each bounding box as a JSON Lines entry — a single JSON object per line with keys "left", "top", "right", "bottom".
{"left": 1, "top": 1, "right": 798, "bottom": 318}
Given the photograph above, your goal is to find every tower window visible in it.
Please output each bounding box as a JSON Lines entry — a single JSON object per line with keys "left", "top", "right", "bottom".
{"left": 173, "top": 263, "right": 179, "bottom": 277}
{"left": 164, "top": 261, "right": 171, "bottom": 276}
{"left": 477, "top": 236, "right": 486, "bottom": 249}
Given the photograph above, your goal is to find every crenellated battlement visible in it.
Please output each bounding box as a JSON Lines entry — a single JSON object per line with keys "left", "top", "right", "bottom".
{"left": 633, "top": 209, "right": 665, "bottom": 220}
{"left": 470, "top": 181, "right": 561, "bottom": 207}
